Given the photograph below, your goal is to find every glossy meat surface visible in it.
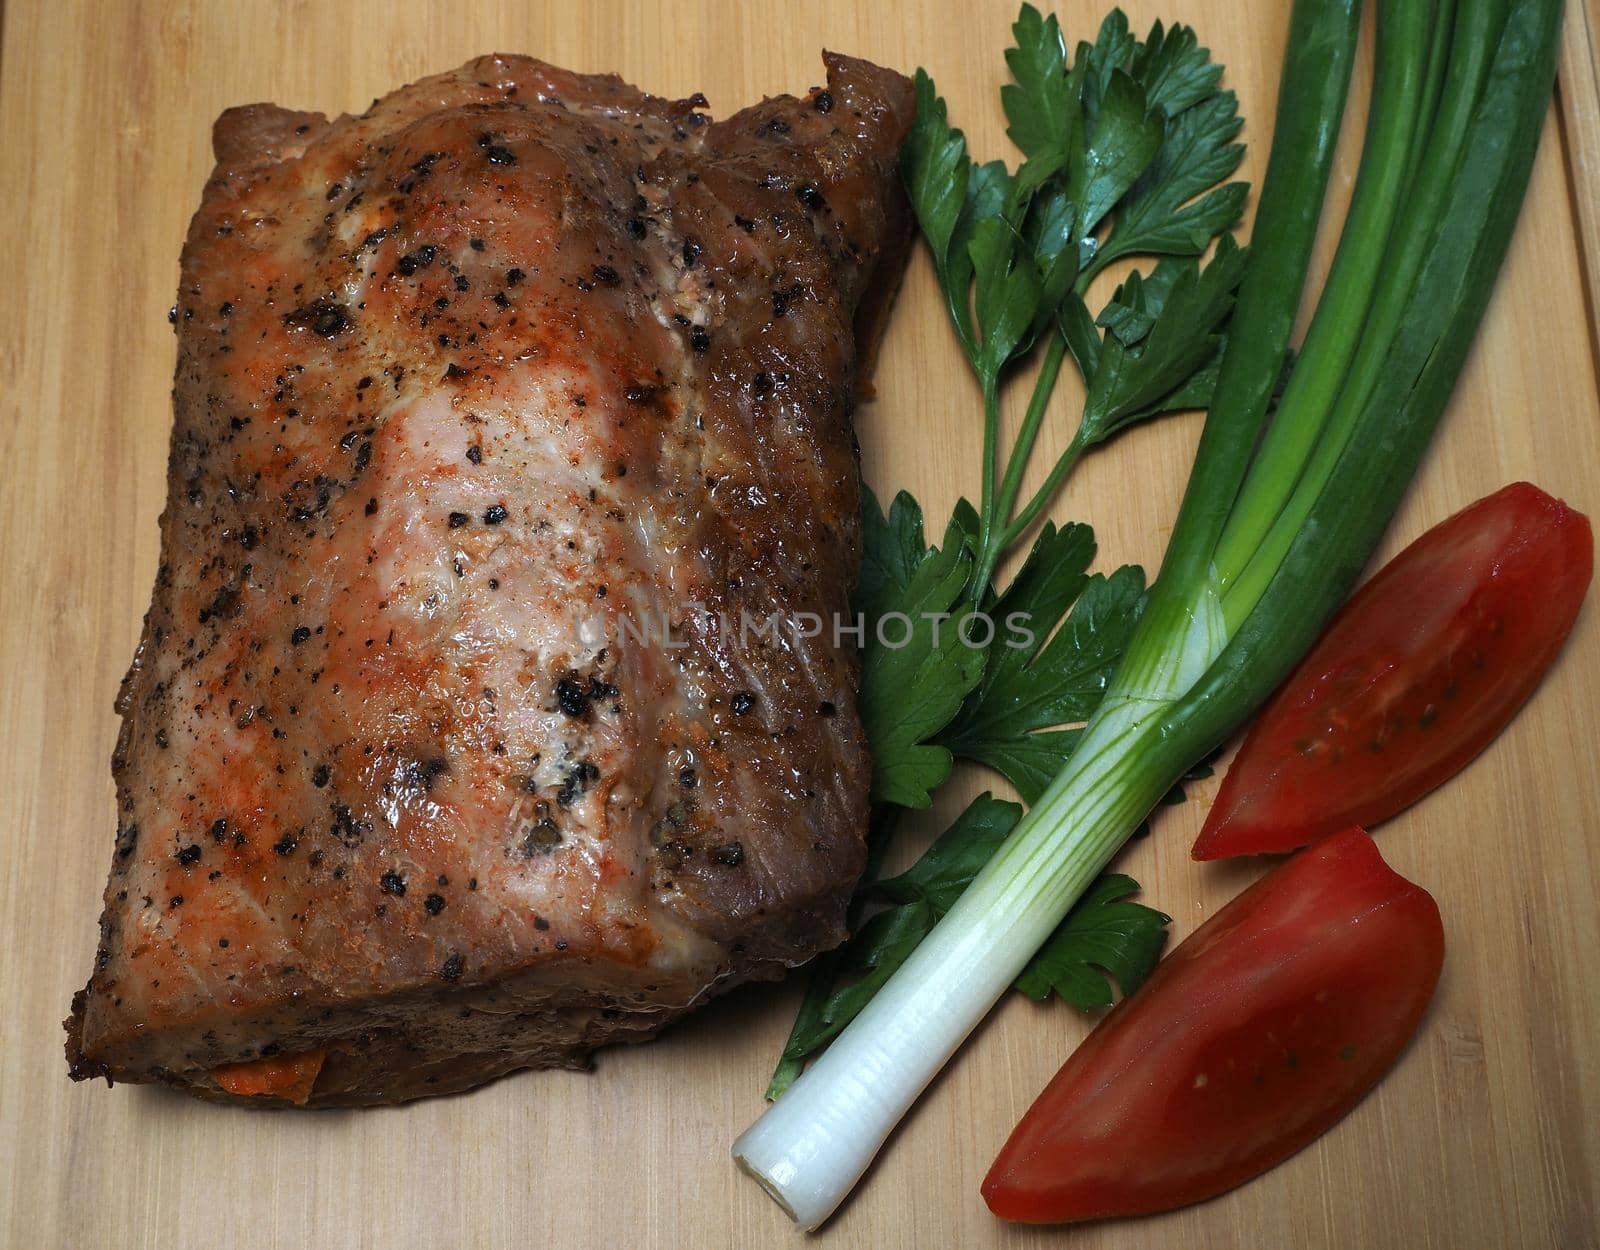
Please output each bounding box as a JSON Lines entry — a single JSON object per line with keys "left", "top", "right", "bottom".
{"left": 66, "top": 52, "right": 912, "bottom": 1105}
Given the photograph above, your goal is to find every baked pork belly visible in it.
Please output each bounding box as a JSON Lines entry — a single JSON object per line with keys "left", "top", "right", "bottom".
{"left": 66, "top": 51, "right": 912, "bottom": 1106}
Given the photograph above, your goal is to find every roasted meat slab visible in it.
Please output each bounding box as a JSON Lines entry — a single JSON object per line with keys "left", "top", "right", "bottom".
{"left": 66, "top": 52, "right": 912, "bottom": 1106}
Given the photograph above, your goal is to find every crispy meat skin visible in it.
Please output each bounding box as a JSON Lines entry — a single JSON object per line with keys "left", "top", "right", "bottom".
{"left": 66, "top": 53, "right": 912, "bottom": 1106}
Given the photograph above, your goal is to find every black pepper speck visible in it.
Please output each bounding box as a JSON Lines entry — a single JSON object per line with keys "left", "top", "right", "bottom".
{"left": 396, "top": 244, "right": 437, "bottom": 276}
{"left": 555, "top": 676, "right": 590, "bottom": 718}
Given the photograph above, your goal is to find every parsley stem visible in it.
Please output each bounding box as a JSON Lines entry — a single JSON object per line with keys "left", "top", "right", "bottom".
{"left": 980, "top": 379, "right": 1002, "bottom": 542}
{"left": 971, "top": 245, "right": 1118, "bottom": 598}
{"left": 1002, "top": 426, "right": 1088, "bottom": 552}
{"left": 1075, "top": 247, "right": 1115, "bottom": 290}
{"left": 972, "top": 331, "right": 1070, "bottom": 594}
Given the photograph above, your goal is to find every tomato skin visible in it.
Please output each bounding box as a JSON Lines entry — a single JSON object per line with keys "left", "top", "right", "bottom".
{"left": 982, "top": 830, "right": 1442, "bottom": 1224}
{"left": 1194, "top": 482, "right": 1592, "bottom": 861}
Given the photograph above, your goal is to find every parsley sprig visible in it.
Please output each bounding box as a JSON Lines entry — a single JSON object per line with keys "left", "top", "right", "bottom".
{"left": 907, "top": 5, "right": 1247, "bottom": 597}
{"left": 767, "top": 491, "right": 1173, "bottom": 1097}
{"left": 766, "top": 5, "right": 1246, "bottom": 1100}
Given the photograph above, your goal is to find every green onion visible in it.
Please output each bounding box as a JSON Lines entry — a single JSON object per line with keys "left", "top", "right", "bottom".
{"left": 1207, "top": 0, "right": 1433, "bottom": 597}
{"left": 734, "top": 0, "right": 1562, "bottom": 1228}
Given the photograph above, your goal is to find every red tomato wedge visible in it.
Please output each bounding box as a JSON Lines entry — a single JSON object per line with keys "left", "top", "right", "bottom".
{"left": 982, "top": 830, "right": 1443, "bottom": 1224}
{"left": 1194, "top": 482, "right": 1592, "bottom": 860}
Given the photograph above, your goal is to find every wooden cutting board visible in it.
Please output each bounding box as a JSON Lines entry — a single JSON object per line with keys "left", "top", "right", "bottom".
{"left": 3, "top": 2, "right": 1598, "bottom": 1246}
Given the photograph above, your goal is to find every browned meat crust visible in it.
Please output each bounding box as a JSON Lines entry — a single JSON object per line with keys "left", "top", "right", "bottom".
{"left": 65, "top": 51, "right": 913, "bottom": 1106}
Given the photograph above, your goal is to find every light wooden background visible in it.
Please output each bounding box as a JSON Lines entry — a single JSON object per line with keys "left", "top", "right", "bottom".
{"left": 3, "top": 2, "right": 1599, "bottom": 1247}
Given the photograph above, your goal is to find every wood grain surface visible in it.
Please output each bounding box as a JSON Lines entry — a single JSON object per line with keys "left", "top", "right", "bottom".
{"left": 3, "top": 2, "right": 1598, "bottom": 1247}
{"left": 1559, "top": 0, "right": 1600, "bottom": 361}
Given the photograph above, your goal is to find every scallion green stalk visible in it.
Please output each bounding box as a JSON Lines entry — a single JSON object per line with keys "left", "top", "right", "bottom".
{"left": 1208, "top": 0, "right": 1433, "bottom": 588}
{"left": 734, "top": 0, "right": 1563, "bottom": 1228}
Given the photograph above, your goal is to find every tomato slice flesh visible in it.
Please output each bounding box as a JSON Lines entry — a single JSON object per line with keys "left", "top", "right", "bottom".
{"left": 1194, "top": 482, "right": 1592, "bottom": 860}
{"left": 982, "top": 830, "right": 1443, "bottom": 1224}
